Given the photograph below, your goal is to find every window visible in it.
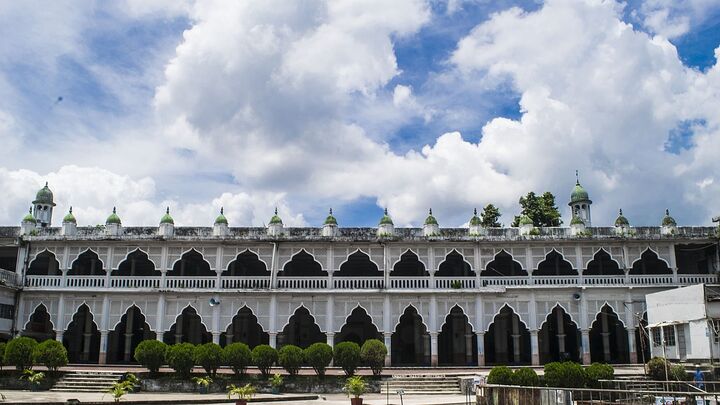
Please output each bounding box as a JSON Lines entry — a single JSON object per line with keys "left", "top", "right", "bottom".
{"left": 0, "top": 303, "right": 14, "bottom": 320}
{"left": 712, "top": 320, "right": 720, "bottom": 344}
{"left": 652, "top": 328, "right": 662, "bottom": 346}
{"left": 663, "top": 325, "right": 676, "bottom": 346}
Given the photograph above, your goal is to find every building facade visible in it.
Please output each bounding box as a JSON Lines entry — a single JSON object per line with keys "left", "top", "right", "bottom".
{"left": 0, "top": 182, "right": 718, "bottom": 367}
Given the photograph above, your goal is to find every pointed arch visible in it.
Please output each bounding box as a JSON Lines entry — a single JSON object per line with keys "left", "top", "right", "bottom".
{"left": 538, "top": 303, "right": 578, "bottom": 330}
{"left": 584, "top": 248, "right": 623, "bottom": 276}
{"left": 63, "top": 304, "right": 100, "bottom": 363}
{"left": 589, "top": 304, "right": 629, "bottom": 363}
{"left": 583, "top": 248, "right": 622, "bottom": 270}
{"left": 390, "top": 250, "right": 429, "bottom": 277}
{"left": 485, "top": 305, "right": 531, "bottom": 365}
{"left": 68, "top": 249, "right": 106, "bottom": 276}
{"left": 436, "top": 250, "right": 475, "bottom": 277}
{"left": 484, "top": 303, "right": 529, "bottom": 332}
{"left": 28, "top": 249, "right": 61, "bottom": 276}
{"left": 22, "top": 304, "right": 55, "bottom": 341}
{"left": 222, "top": 250, "right": 270, "bottom": 276}
{"left": 336, "top": 250, "right": 382, "bottom": 277}
{"left": 220, "top": 306, "right": 269, "bottom": 348}
{"left": 278, "top": 250, "right": 326, "bottom": 277}
{"left": 538, "top": 305, "right": 580, "bottom": 363}
{"left": 336, "top": 306, "right": 382, "bottom": 345}
{"left": 534, "top": 249, "right": 577, "bottom": 276}
{"left": 163, "top": 305, "right": 211, "bottom": 345}
{"left": 107, "top": 306, "right": 156, "bottom": 364}
{"left": 114, "top": 249, "right": 160, "bottom": 276}
{"left": 482, "top": 250, "right": 526, "bottom": 277}
{"left": 438, "top": 305, "right": 477, "bottom": 366}
{"left": 629, "top": 249, "right": 671, "bottom": 275}
{"left": 277, "top": 306, "right": 325, "bottom": 349}
{"left": 393, "top": 304, "right": 429, "bottom": 332}
{"left": 391, "top": 305, "right": 430, "bottom": 366}
{"left": 168, "top": 249, "right": 214, "bottom": 276}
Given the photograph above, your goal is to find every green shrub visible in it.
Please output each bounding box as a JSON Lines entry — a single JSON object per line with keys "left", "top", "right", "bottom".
{"left": 251, "top": 345, "right": 277, "bottom": 378}
{"left": 304, "top": 343, "right": 333, "bottom": 377}
{"left": 33, "top": 340, "right": 68, "bottom": 371}
{"left": 5, "top": 337, "right": 37, "bottom": 370}
{"left": 0, "top": 342, "right": 6, "bottom": 369}
{"left": 166, "top": 343, "right": 195, "bottom": 378}
{"left": 544, "top": 361, "right": 585, "bottom": 388}
{"left": 278, "top": 345, "right": 304, "bottom": 376}
{"left": 334, "top": 342, "right": 361, "bottom": 376}
{"left": 584, "top": 363, "right": 614, "bottom": 387}
{"left": 134, "top": 340, "right": 167, "bottom": 374}
{"left": 487, "top": 366, "right": 513, "bottom": 385}
{"left": 511, "top": 368, "right": 539, "bottom": 386}
{"left": 194, "top": 343, "right": 223, "bottom": 376}
{"left": 670, "top": 364, "right": 688, "bottom": 381}
{"left": 647, "top": 357, "right": 671, "bottom": 381}
{"left": 223, "top": 343, "right": 252, "bottom": 376}
{"left": 360, "top": 339, "right": 387, "bottom": 376}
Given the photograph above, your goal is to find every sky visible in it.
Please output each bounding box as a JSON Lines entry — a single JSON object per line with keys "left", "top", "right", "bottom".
{"left": 1, "top": 0, "right": 720, "bottom": 228}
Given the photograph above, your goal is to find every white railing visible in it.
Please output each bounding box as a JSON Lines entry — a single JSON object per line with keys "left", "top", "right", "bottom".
{"left": 482, "top": 276, "right": 529, "bottom": 286}
{"left": 0, "top": 268, "right": 19, "bottom": 287}
{"left": 25, "top": 275, "right": 62, "bottom": 288}
{"left": 333, "top": 277, "right": 384, "bottom": 289}
{"left": 533, "top": 276, "right": 579, "bottom": 285}
{"left": 628, "top": 274, "right": 674, "bottom": 285}
{"left": 277, "top": 277, "right": 327, "bottom": 289}
{"left": 165, "top": 277, "right": 217, "bottom": 289}
{"left": 679, "top": 275, "right": 717, "bottom": 284}
{"left": 583, "top": 275, "right": 626, "bottom": 286}
{"left": 390, "top": 277, "right": 430, "bottom": 289}
{"left": 222, "top": 277, "right": 270, "bottom": 289}
{"left": 66, "top": 276, "right": 106, "bottom": 288}
{"left": 110, "top": 276, "right": 161, "bottom": 289}
{"left": 434, "top": 277, "right": 476, "bottom": 289}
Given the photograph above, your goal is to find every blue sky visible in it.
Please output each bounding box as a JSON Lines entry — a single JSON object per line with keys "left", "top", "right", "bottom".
{"left": 1, "top": 0, "right": 719, "bottom": 228}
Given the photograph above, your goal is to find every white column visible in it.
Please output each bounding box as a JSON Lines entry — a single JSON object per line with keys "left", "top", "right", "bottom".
{"left": 511, "top": 315, "right": 521, "bottom": 363}
{"left": 99, "top": 330, "right": 109, "bottom": 364}
{"left": 56, "top": 294, "right": 65, "bottom": 342}
{"left": 268, "top": 332, "right": 277, "bottom": 349}
{"left": 270, "top": 243, "right": 278, "bottom": 289}
{"left": 476, "top": 332, "right": 485, "bottom": 366}
{"left": 384, "top": 332, "right": 392, "bottom": 366}
{"left": 155, "top": 294, "right": 165, "bottom": 342}
{"left": 530, "top": 330, "right": 540, "bottom": 366}
{"left": 326, "top": 332, "right": 335, "bottom": 367}
{"left": 581, "top": 329, "right": 591, "bottom": 364}
{"left": 430, "top": 332, "right": 439, "bottom": 367}
{"left": 326, "top": 295, "right": 334, "bottom": 337}
{"left": 627, "top": 328, "right": 637, "bottom": 363}
{"left": 383, "top": 243, "right": 390, "bottom": 289}
{"left": 269, "top": 294, "right": 277, "bottom": 348}
{"left": 212, "top": 299, "right": 220, "bottom": 344}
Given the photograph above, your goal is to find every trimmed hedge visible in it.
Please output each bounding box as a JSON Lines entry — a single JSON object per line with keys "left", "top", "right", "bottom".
{"left": 5, "top": 337, "right": 37, "bottom": 371}
{"left": 166, "top": 343, "right": 195, "bottom": 378}
{"left": 487, "top": 366, "right": 513, "bottom": 385}
{"left": 0, "top": 342, "right": 6, "bottom": 369}
{"left": 33, "top": 340, "right": 68, "bottom": 371}
{"left": 334, "top": 342, "right": 361, "bottom": 376}
{"left": 278, "top": 345, "right": 304, "bottom": 376}
{"left": 511, "top": 368, "right": 539, "bottom": 386}
{"left": 194, "top": 343, "right": 223, "bottom": 376}
{"left": 252, "top": 345, "right": 278, "bottom": 378}
{"left": 223, "top": 343, "right": 252, "bottom": 376}
{"left": 584, "top": 363, "right": 614, "bottom": 387}
{"left": 360, "top": 339, "right": 387, "bottom": 376}
{"left": 134, "top": 340, "right": 167, "bottom": 374}
{"left": 647, "top": 357, "right": 671, "bottom": 381}
{"left": 544, "top": 361, "right": 585, "bottom": 388}
{"left": 304, "top": 343, "right": 333, "bottom": 377}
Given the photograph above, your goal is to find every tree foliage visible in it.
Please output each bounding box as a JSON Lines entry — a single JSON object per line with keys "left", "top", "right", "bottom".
{"left": 278, "top": 345, "right": 304, "bottom": 376}
{"left": 480, "top": 204, "right": 502, "bottom": 228}
{"left": 251, "top": 345, "right": 278, "bottom": 378}
{"left": 193, "top": 343, "right": 223, "bottom": 376}
{"left": 222, "top": 343, "right": 252, "bottom": 376}
{"left": 134, "top": 340, "right": 167, "bottom": 374}
{"left": 360, "top": 339, "right": 387, "bottom": 376}
{"left": 33, "top": 340, "right": 68, "bottom": 371}
{"left": 5, "top": 337, "right": 37, "bottom": 371}
{"left": 303, "top": 343, "right": 333, "bottom": 377}
{"left": 511, "top": 192, "right": 562, "bottom": 227}
{"left": 333, "top": 342, "right": 361, "bottom": 376}
{"left": 166, "top": 343, "right": 195, "bottom": 378}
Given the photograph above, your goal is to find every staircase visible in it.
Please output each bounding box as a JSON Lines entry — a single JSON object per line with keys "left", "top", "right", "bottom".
{"left": 51, "top": 370, "right": 124, "bottom": 392}
{"left": 381, "top": 375, "right": 462, "bottom": 395}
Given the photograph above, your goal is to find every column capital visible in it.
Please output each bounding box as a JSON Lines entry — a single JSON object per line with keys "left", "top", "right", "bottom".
{"left": 429, "top": 331, "right": 439, "bottom": 338}
{"left": 100, "top": 330, "right": 109, "bottom": 337}
{"left": 383, "top": 331, "right": 392, "bottom": 338}
{"left": 326, "top": 332, "right": 335, "bottom": 337}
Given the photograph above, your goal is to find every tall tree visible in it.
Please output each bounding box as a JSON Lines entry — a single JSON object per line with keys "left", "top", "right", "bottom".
{"left": 511, "top": 191, "right": 563, "bottom": 227}
{"left": 480, "top": 204, "right": 502, "bottom": 227}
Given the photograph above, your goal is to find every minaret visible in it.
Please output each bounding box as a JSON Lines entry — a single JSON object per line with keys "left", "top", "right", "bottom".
{"left": 267, "top": 207, "right": 284, "bottom": 236}
{"left": 377, "top": 208, "right": 395, "bottom": 237}
{"left": 322, "top": 208, "right": 339, "bottom": 237}
{"left": 423, "top": 209, "right": 439, "bottom": 237}
{"left": 213, "top": 207, "right": 229, "bottom": 237}
{"left": 32, "top": 182, "right": 56, "bottom": 227}
{"left": 159, "top": 207, "right": 175, "bottom": 237}
{"left": 568, "top": 171, "right": 592, "bottom": 227}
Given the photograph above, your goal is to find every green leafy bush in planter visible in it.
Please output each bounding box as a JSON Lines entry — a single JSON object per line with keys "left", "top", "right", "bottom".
{"left": 5, "top": 337, "right": 37, "bottom": 371}
{"left": 222, "top": 342, "right": 252, "bottom": 376}
{"left": 360, "top": 339, "right": 387, "bottom": 376}
{"left": 134, "top": 340, "right": 167, "bottom": 374}
{"left": 304, "top": 342, "right": 333, "bottom": 377}
{"left": 487, "top": 366, "right": 513, "bottom": 385}
{"left": 278, "top": 345, "right": 304, "bottom": 376}
{"left": 166, "top": 343, "right": 195, "bottom": 378}
{"left": 344, "top": 375, "right": 367, "bottom": 399}
{"left": 584, "top": 363, "right": 614, "bottom": 387}
{"left": 511, "top": 368, "right": 539, "bottom": 386}
{"left": 33, "top": 339, "right": 68, "bottom": 371}
{"left": 334, "top": 342, "right": 361, "bottom": 376}
{"left": 647, "top": 357, "right": 671, "bottom": 381}
{"left": 544, "top": 362, "right": 585, "bottom": 388}
{"left": 670, "top": 364, "right": 688, "bottom": 381}
{"left": 194, "top": 343, "right": 223, "bottom": 376}
{"left": 251, "top": 345, "right": 278, "bottom": 378}
{"left": 21, "top": 369, "right": 45, "bottom": 390}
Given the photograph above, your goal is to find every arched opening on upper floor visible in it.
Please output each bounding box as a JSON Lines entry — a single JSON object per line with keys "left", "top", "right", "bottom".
{"left": 538, "top": 306, "right": 580, "bottom": 363}
{"left": 114, "top": 250, "right": 160, "bottom": 277}
{"left": 534, "top": 251, "right": 577, "bottom": 276}
{"left": 277, "top": 307, "right": 325, "bottom": 349}
{"left": 222, "top": 251, "right": 270, "bottom": 277}
{"left": 485, "top": 306, "right": 531, "bottom": 365}
{"left": 629, "top": 250, "right": 671, "bottom": 275}
{"left": 278, "top": 251, "right": 327, "bottom": 277}
{"left": 481, "top": 251, "right": 526, "bottom": 277}
{"left": 107, "top": 306, "right": 155, "bottom": 364}
{"left": 391, "top": 306, "right": 429, "bottom": 366}
{"left": 164, "top": 306, "right": 211, "bottom": 345}
{"left": 336, "top": 307, "right": 381, "bottom": 346}
{"left": 675, "top": 244, "right": 718, "bottom": 274}
{"left": 590, "top": 305, "right": 629, "bottom": 364}
{"left": 584, "top": 249, "right": 623, "bottom": 276}
{"left": 22, "top": 305, "right": 54, "bottom": 342}
{"left": 68, "top": 250, "right": 106, "bottom": 276}
{"left": 436, "top": 251, "right": 475, "bottom": 277}
{"left": 438, "top": 306, "right": 477, "bottom": 366}
{"left": 168, "top": 250, "right": 215, "bottom": 277}
{"left": 220, "top": 307, "right": 269, "bottom": 348}
{"left": 28, "top": 251, "right": 61, "bottom": 276}
{"left": 63, "top": 304, "right": 100, "bottom": 364}
{"left": 390, "top": 251, "right": 428, "bottom": 277}
{"left": 335, "top": 251, "right": 382, "bottom": 277}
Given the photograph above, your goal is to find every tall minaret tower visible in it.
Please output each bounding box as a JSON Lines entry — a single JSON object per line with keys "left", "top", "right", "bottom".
{"left": 568, "top": 171, "right": 592, "bottom": 227}
{"left": 32, "top": 182, "right": 56, "bottom": 227}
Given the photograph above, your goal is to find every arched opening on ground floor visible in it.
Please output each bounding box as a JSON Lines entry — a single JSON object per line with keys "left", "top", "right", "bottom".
{"left": 22, "top": 304, "right": 54, "bottom": 342}
{"left": 107, "top": 306, "right": 155, "bottom": 364}
{"left": 590, "top": 305, "right": 629, "bottom": 363}
{"left": 277, "top": 307, "right": 325, "bottom": 349}
{"left": 438, "top": 306, "right": 477, "bottom": 366}
{"left": 336, "top": 307, "right": 381, "bottom": 346}
{"left": 63, "top": 304, "right": 100, "bottom": 363}
{"left": 220, "top": 307, "right": 269, "bottom": 348}
{"left": 485, "top": 306, "right": 531, "bottom": 365}
{"left": 391, "top": 306, "right": 430, "bottom": 366}
{"left": 538, "top": 306, "right": 580, "bottom": 363}
{"left": 163, "top": 306, "right": 211, "bottom": 345}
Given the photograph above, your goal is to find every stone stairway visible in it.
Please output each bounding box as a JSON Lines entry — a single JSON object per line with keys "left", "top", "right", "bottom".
{"left": 51, "top": 370, "right": 124, "bottom": 392}
{"left": 381, "top": 375, "right": 462, "bottom": 395}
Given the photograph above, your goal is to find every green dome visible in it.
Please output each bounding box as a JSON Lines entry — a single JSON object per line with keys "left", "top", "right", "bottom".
{"left": 570, "top": 215, "right": 585, "bottom": 225}
{"left": 324, "top": 208, "right": 337, "bottom": 225}
{"left": 215, "top": 207, "right": 228, "bottom": 225}
{"left": 469, "top": 208, "right": 481, "bottom": 226}
{"left": 106, "top": 207, "right": 121, "bottom": 225}
{"left": 22, "top": 207, "right": 36, "bottom": 224}
{"left": 32, "top": 182, "right": 56, "bottom": 206}
{"left": 519, "top": 215, "right": 534, "bottom": 226}
{"left": 570, "top": 180, "right": 590, "bottom": 204}
{"left": 269, "top": 207, "right": 283, "bottom": 225}
{"left": 63, "top": 207, "right": 76, "bottom": 224}
{"left": 661, "top": 209, "right": 676, "bottom": 226}
{"left": 614, "top": 209, "right": 629, "bottom": 226}
{"left": 379, "top": 208, "right": 393, "bottom": 225}
{"left": 160, "top": 207, "right": 174, "bottom": 224}
{"left": 424, "top": 209, "right": 438, "bottom": 225}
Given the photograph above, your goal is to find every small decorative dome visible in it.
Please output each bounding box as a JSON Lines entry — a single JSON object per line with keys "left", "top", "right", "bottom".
{"left": 324, "top": 208, "right": 337, "bottom": 225}
{"left": 269, "top": 207, "right": 283, "bottom": 225}
{"left": 570, "top": 215, "right": 585, "bottom": 225}
{"left": 570, "top": 179, "right": 590, "bottom": 203}
{"left": 106, "top": 207, "right": 121, "bottom": 225}
{"left": 519, "top": 215, "right": 534, "bottom": 226}
{"left": 614, "top": 209, "right": 629, "bottom": 226}
{"left": 661, "top": 209, "right": 676, "bottom": 226}
{"left": 160, "top": 207, "right": 174, "bottom": 224}
{"left": 22, "top": 207, "right": 36, "bottom": 223}
{"left": 379, "top": 208, "right": 393, "bottom": 225}
{"left": 63, "top": 207, "right": 76, "bottom": 223}
{"left": 33, "top": 182, "right": 56, "bottom": 206}
{"left": 214, "top": 207, "right": 228, "bottom": 225}
{"left": 424, "top": 209, "right": 438, "bottom": 225}
{"left": 469, "top": 208, "right": 481, "bottom": 226}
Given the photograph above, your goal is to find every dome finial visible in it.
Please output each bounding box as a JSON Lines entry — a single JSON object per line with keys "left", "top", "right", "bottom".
{"left": 575, "top": 169, "right": 579, "bottom": 185}
{"left": 29, "top": 206, "right": 32, "bottom": 214}
{"left": 113, "top": 206, "right": 117, "bottom": 214}
{"left": 429, "top": 208, "right": 432, "bottom": 215}
{"left": 665, "top": 208, "right": 670, "bottom": 216}
{"left": 220, "top": 207, "right": 224, "bottom": 215}
{"left": 274, "top": 207, "right": 278, "bottom": 215}
{"left": 619, "top": 208, "right": 623, "bottom": 215}
{"left": 329, "top": 208, "right": 333, "bottom": 215}
{"left": 384, "top": 207, "right": 388, "bottom": 215}
{"left": 166, "top": 206, "right": 170, "bottom": 214}
{"left": 69, "top": 206, "right": 73, "bottom": 214}
{"left": 474, "top": 207, "right": 478, "bottom": 216}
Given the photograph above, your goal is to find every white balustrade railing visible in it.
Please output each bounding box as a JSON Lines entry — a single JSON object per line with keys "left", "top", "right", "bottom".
{"left": 679, "top": 275, "right": 717, "bottom": 285}
{"left": 25, "top": 275, "right": 62, "bottom": 288}
{"left": 390, "top": 277, "right": 430, "bottom": 289}
{"left": 434, "top": 277, "right": 476, "bottom": 289}
{"left": 583, "top": 275, "right": 626, "bottom": 286}
{"left": 110, "top": 276, "right": 161, "bottom": 289}
{"left": 222, "top": 277, "right": 270, "bottom": 289}
{"left": 277, "top": 277, "right": 327, "bottom": 289}
{"left": 628, "top": 274, "right": 674, "bottom": 285}
{"left": 533, "top": 276, "right": 579, "bottom": 285}
{"left": 166, "top": 277, "right": 217, "bottom": 289}
{"left": 66, "top": 276, "right": 106, "bottom": 288}
{"left": 333, "top": 277, "right": 384, "bottom": 289}
{"left": 482, "top": 276, "right": 529, "bottom": 286}
{"left": 0, "top": 268, "right": 19, "bottom": 287}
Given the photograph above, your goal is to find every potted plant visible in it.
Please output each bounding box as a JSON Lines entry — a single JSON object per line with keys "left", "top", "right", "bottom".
{"left": 270, "top": 373, "right": 283, "bottom": 394}
{"left": 21, "top": 369, "right": 44, "bottom": 391}
{"left": 193, "top": 376, "right": 213, "bottom": 394}
{"left": 107, "top": 384, "right": 128, "bottom": 403}
{"left": 344, "top": 376, "right": 366, "bottom": 405}
{"left": 227, "top": 383, "right": 255, "bottom": 405}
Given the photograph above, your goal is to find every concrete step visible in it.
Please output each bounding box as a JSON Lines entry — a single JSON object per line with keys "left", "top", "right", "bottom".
{"left": 51, "top": 371, "right": 124, "bottom": 392}
{"left": 382, "top": 375, "right": 462, "bottom": 395}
